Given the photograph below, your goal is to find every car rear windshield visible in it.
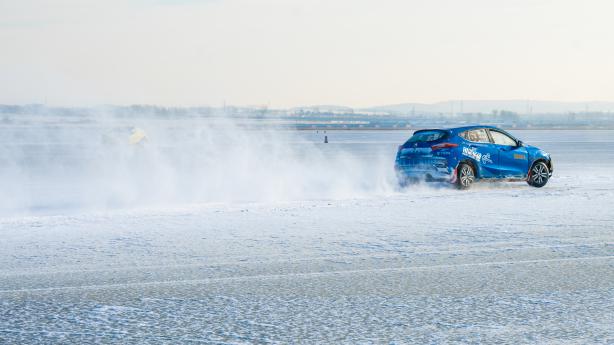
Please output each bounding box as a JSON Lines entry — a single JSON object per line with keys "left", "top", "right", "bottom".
{"left": 405, "top": 130, "right": 447, "bottom": 144}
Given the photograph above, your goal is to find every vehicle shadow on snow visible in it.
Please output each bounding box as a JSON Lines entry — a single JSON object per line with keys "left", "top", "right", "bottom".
{"left": 396, "top": 180, "right": 533, "bottom": 192}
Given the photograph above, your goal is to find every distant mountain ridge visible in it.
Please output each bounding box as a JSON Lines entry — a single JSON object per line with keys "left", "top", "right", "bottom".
{"left": 2, "top": 100, "right": 614, "bottom": 115}
{"left": 363, "top": 100, "right": 614, "bottom": 115}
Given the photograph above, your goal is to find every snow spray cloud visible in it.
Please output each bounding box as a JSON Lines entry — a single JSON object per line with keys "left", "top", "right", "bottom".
{"left": 0, "top": 111, "right": 396, "bottom": 215}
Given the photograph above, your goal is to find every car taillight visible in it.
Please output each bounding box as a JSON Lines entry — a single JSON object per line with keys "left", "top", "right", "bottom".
{"left": 431, "top": 143, "right": 458, "bottom": 150}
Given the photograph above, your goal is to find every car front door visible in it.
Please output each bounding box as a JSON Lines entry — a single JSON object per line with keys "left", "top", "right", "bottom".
{"left": 461, "top": 128, "right": 499, "bottom": 178}
{"left": 488, "top": 129, "right": 529, "bottom": 178}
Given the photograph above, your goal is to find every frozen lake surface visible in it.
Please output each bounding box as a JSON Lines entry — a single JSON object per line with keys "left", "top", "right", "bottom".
{"left": 1, "top": 125, "right": 613, "bottom": 344}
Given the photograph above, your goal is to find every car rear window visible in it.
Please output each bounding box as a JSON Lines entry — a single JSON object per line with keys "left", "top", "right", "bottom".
{"left": 406, "top": 130, "right": 447, "bottom": 144}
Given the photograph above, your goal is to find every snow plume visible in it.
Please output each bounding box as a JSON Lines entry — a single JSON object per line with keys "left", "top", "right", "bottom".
{"left": 0, "top": 112, "right": 396, "bottom": 215}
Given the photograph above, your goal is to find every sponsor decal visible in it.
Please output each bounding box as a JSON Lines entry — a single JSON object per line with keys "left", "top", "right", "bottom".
{"left": 462, "top": 146, "right": 482, "bottom": 161}
{"left": 481, "top": 153, "right": 493, "bottom": 164}
{"left": 513, "top": 153, "right": 526, "bottom": 160}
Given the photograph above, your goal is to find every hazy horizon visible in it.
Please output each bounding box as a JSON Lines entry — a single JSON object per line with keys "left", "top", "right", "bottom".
{"left": 4, "top": 99, "right": 614, "bottom": 114}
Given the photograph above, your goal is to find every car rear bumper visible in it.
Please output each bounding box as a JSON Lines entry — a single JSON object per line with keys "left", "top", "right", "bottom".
{"left": 395, "top": 164, "right": 454, "bottom": 182}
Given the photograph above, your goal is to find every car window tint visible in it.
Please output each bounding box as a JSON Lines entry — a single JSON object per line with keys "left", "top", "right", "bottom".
{"left": 465, "top": 129, "right": 490, "bottom": 143}
{"left": 406, "top": 130, "right": 446, "bottom": 143}
{"left": 490, "top": 130, "right": 517, "bottom": 146}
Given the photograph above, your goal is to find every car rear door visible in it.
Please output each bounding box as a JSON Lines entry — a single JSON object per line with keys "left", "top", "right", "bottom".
{"left": 460, "top": 128, "right": 499, "bottom": 178}
{"left": 488, "top": 129, "right": 529, "bottom": 178}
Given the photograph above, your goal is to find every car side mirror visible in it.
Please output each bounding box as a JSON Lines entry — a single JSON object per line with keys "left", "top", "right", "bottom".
{"left": 516, "top": 140, "right": 524, "bottom": 147}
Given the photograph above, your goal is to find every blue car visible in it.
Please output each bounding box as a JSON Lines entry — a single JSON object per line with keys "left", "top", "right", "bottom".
{"left": 394, "top": 126, "right": 553, "bottom": 189}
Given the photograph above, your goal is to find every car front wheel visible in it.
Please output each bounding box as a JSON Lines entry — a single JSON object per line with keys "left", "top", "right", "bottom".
{"left": 457, "top": 163, "right": 475, "bottom": 190}
{"left": 527, "top": 161, "right": 550, "bottom": 188}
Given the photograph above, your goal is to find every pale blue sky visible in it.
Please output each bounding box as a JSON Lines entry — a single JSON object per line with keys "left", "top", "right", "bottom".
{"left": 1, "top": 0, "right": 612, "bottom": 107}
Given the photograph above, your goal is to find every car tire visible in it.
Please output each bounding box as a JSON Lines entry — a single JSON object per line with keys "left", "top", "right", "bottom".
{"left": 456, "top": 163, "right": 475, "bottom": 190}
{"left": 527, "top": 161, "right": 550, "bottom": 188}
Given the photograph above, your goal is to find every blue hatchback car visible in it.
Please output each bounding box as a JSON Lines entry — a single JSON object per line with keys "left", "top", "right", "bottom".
{"left": 394, "top": 126, "right": 553, "bottom": 189}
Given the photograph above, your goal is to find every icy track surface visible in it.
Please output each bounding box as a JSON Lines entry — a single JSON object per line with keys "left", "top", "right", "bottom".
{"left": 1, "top": 126, "right": 613, "bottom": 344}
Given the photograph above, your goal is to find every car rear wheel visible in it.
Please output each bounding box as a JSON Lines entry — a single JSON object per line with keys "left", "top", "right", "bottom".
{"left": 457, "top": 163, "right": 475, "bottom": 189}
{"left": 527, "top": 161, "right": 550, "bottom": 188}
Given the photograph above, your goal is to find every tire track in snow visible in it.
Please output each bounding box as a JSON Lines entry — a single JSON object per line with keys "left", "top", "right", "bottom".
{"left": 1, "top": 255, "right": 612, "bottom": 294}
{"left": 0, "top": 241, "right": 610, "bottom": 277}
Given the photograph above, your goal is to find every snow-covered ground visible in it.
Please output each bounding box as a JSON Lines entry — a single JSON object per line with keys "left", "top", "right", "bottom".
{"left": 0, "top": 121, "right": 613, "bottom": 344}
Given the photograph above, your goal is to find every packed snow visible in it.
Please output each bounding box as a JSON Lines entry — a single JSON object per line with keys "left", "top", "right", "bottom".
{"left": 0, "top": 116, "right": 612, "bottom": 344}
